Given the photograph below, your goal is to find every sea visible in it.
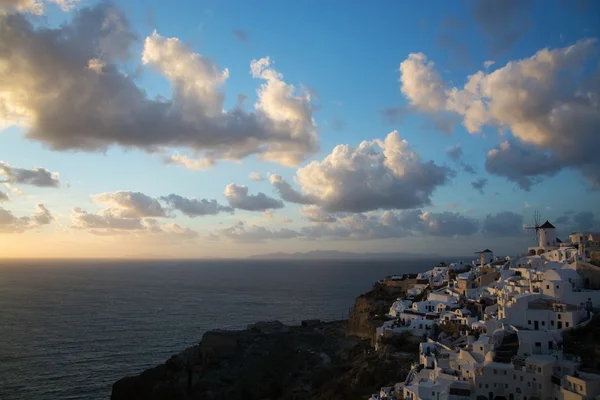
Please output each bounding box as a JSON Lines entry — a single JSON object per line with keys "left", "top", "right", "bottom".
{"left": 0, "top": 258, "right": 440, "bottom": 400}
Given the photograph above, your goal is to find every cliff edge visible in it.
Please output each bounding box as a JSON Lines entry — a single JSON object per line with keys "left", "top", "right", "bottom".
{"left": 110, "top": 319, "right": 416, "bottom": 400}
{"left": 346, "top": 278, "right": 428, "bottom": 345}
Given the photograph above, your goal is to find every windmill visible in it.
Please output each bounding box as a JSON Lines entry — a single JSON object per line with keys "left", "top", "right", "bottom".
{"left": 524, "top": 210, "right": 542, "bottom": 246}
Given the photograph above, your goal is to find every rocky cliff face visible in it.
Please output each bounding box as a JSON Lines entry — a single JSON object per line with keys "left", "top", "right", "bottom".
{"left": 110, "top": 320, "right": 417, "bottom": 400}
{"left": 345, "top": 282, "right": 411, "bottom": 345}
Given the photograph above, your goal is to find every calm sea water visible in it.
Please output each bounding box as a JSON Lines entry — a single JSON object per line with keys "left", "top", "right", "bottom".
{"left": 0, "top": 258, "right": 438, "bottom": 400}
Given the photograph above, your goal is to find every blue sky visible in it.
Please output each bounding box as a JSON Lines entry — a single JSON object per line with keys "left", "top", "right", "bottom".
{"left": 0, "top": 0, "right": 599, "bottom": 258}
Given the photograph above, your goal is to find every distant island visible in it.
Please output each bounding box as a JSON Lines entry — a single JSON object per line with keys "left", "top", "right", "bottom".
{"left": 248, "top": 250, "right": 443, "bottom": 260}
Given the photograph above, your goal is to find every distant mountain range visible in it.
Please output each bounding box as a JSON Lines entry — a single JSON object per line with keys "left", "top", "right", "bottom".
{"left": 248, "top": 250, "right": 443, "bottom": 260}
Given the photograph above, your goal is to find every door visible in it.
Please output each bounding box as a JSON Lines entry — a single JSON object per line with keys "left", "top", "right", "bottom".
{"left": 557, "top": 321, "right": 562, "bottom": 329}
{"left": 534, "top": 321, "right": 539, "bottom": 330}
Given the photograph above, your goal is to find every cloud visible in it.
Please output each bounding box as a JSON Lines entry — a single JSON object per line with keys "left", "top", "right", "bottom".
{"left": 92, "top": 191, "right": 167, "bottom": 218}
{"left": 483, "top": 60, "right": 495, "bottom": 69}
{"left": 398, "top": 39, "right": 600, "bottom": 188}
{"left": 72, "top": 207, "right": 144, "bottom": 231}
{"left": 231, "top": 29, "right": 248, "bottom": 42}
{"left": 572, "top": 211, "right": 598, "bottom": 231}
{"left": 0, "top": 203, "right": 53, "bottom": 233}
{"left": 381, "top": 106, "right": 409, "bottom": 124}
{"left": 0, "top": 0, "right": 79, "bottom": 15}
{"left": 472, "top": 0, "right": 533, "bottom": 56}
{"left": 160, "top": 194, "right": 233, "bottom": 217}
{"left": 224, "top": 183, "right": 284, "bottom": 211}
{"left": 269, "top": 174, "right": 316, "bottom": 205}
{"left": 329, "top": 118, "right": 347, "bottom": 131}
{"left": 399, "top": 53, "right": 447, "bottom": 113}
{"left": 278, "top": 131, "right": 452, "bottom": 213}
{"left": 445, "top": 144, "right": 463, "bottom": 162}
{"left": 71, "top": 206, "right": 197, "bottom": 238}
{"left": 0, "top": 162, "right": 60, "bottom": 187}
{"left": 555, "top": 215, "right": 570, "bottom": 225}
{"left": 209, "top": 220, "right": 299, "bottom": 242}
{"left": 303, "top": 209, "right": 479, "bottom": 240}
{"left": 0, "top": 189, "right": 9, "bottom": 202}
{"left": 299, "top": 205, "right": 337, "bottom": 223}
{"left": 211, "top": 209, "right": 479, "bottom": 242}
{"left": 165, "top": 154, "right": 214, "bottom": 170}
{"left": 471, "top": 178, "right": 488, "bottom": 194}
{"left": 445, "top": 143, "right": 476, "bottom": 174}
{"left": 482, "top": 211, "right": 525, "bottom": 237}
{"left": 249, "top": 172, "right": 264, "bottom": 181}
{"left": 485, "top": 141, "right": 560, "bottom": 190}
{"left": 0, "top": 5, "right": 317, "bottom": 167}
{"left": 31, "top": 204, "right": 54, "bottom": 225}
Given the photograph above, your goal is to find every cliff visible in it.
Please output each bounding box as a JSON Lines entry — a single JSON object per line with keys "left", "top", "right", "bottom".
{"left": 346, "top": 280, "right": 428, "bottom": 345}
{"left": 110, "top": 320, "right": 417, "bottom": 400}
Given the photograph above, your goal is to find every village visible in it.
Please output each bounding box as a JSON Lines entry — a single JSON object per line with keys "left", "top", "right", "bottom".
{"left": 369, "top": 222, "right": 600, "bottom": 400}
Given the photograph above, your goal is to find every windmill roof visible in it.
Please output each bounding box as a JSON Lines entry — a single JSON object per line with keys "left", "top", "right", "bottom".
{"left": 540, "top": 221, "right": 555, "bottom": 229}
{"left": 477, "top": 249, "right": 492, "bottom": 253}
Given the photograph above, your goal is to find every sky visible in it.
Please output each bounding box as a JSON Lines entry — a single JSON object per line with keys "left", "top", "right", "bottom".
{"left": 0, "top": 0, "right": 599, "bottom": 259}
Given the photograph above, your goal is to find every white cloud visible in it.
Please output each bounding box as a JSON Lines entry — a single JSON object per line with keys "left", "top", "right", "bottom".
{"left": 299, "top": 205, "right": 337, "bottom": 223}
{"left": 92, "top": 191, "right": 167, "bottom": 218}
{"left": 0, "top": 189, "right": 9, "bottom": 202}
{"left": 210, "top": 209, "right": 479, "bottom": 242}
{"left": 71, "top": 202, "right": 198, "bottom": 239}
{"left": 303, "top": 210, "right": 479, "bottom": 240}
{"left": 0, "top": 5, "right": 317, "bottom": 167}
{"left": 165, "top": 154, "right": 215, "bottom": 171}
{"left": 224, "top": 183, "right": 284, "bottom": 211}
{"left": 209, "top": 220, "right": 299, "bottom": 242}
{"left": 398, "top": 39, "right": 600, "bottom": 188}
{"left": 0, "top": 0, "right": 79, "bottom": 15}
{"left": 0, "top": 203, "right": 54, "bottom": 233}
{"left": 249, "top": 172, "right": 264, "bottom": 181}
{"left": 399, "top": 53, "right": 447, "bottom": 113}
{"left": 0, "top": 161, "right": 60, "bottom": 187}
{"left": 160, "top": 194, "right": 233, "bottom": 217}
{"left": 276, "top": 131, "right": 452, "bottom": 212}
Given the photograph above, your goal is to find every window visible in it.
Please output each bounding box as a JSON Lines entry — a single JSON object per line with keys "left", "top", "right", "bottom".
{"left": 494, "top": 383, "right": 497, "bottom": 388}
{"left": 521, "top": 376, "right": 524, "bottom": 381}
{"left": 542, "top": 321, "right": 546, "bottom": 326}
{"left": 546, "top": 285, "right": 550, "bottom": 289}
{"left": 566, "top": 322, "right": 570, "bottom": 328}
{"left": 485, "top": 384, "right": 488, "bottom": 389}
{"left": 528, "top": 320, "right": 532, "bottom": 325}
{"left": 551, "top": 320, "right": 555, "bottom": 326}
{"left": 556, "top": 285, "right": 559, "bottom": 289}
{"left": 505, "top": 384, "right": 509, "bottom": 389}
{"left": 549, "top": 341, "right": 553, "bottom": 349}
{"left": 538, "top": 367, "right": 541, "bottom": 373}
{"left": 528, "top": 382, "right": 531, "bottom": 387}
{"left": 558, "top": 314, "right": 562, "bottom": 320}
{"left": 479, "top": 384, "right": 482, "bottom": 388}
{"left": 513, "top": 375, "right": 517, "bottom": 379}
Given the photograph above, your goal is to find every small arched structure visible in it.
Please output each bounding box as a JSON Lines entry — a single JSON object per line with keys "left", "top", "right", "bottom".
{"left": 537, "top": 249, "right": 545, "bottom": 255}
